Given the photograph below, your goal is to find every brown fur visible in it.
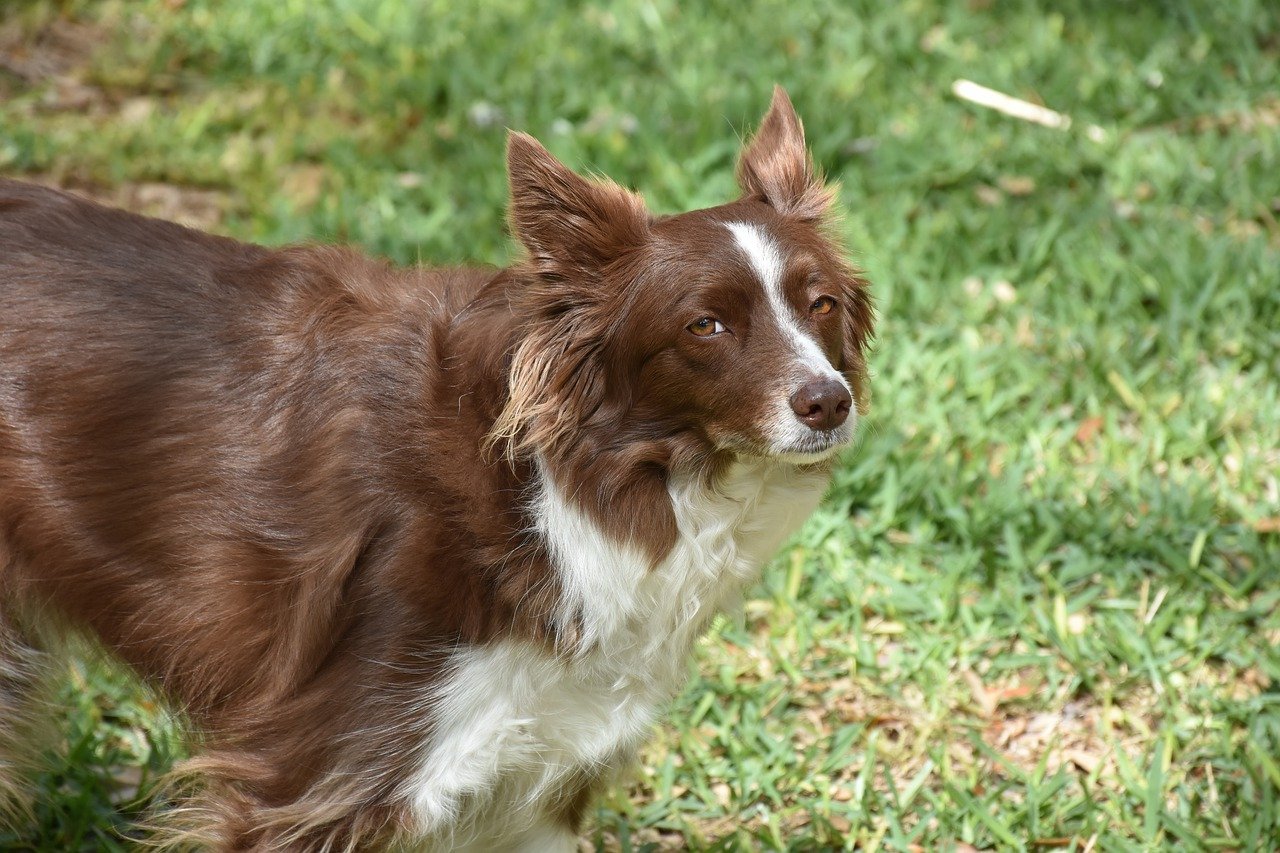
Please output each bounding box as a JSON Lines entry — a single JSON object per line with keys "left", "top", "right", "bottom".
{"left": 0, "top": 87, "right": 873, "bottom": 849}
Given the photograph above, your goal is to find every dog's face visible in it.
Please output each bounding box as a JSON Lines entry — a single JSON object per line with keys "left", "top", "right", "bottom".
{"left": 626, "top": 203, "right": 867, "bottom": 463}
{"left": 496, "top": 87, "right": 873, "bottom": 466}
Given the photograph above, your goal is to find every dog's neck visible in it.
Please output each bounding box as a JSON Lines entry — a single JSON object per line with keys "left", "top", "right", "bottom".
{"left": 439, "top": 269, "right": 691, "bottom": 562}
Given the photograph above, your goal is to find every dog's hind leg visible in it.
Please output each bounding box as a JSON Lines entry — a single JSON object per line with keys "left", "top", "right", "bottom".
{"left": 0, "top": 533, "right": 53, "bottom": 829}
{"left": 0, "top": 611, "right": 47, "bottom": 827}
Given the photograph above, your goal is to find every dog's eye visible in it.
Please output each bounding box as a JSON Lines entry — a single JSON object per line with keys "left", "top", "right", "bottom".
{"left": 687, "top": 317, "right": 727, "bottom": 337}
{"left": 809, "top": 296, "right": 837, "bottom": 315}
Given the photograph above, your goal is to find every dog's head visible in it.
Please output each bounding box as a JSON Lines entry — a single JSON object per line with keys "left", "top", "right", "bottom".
{"left": 492, "top": 87, "right": 873, "bottom": 468}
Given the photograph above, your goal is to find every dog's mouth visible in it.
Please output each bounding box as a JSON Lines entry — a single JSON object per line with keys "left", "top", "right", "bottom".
{"left": 717, "top": 422, "right": 853, "bottom": 465}
{"left": 768, "top": 428, "right": 852, "bottom": 464}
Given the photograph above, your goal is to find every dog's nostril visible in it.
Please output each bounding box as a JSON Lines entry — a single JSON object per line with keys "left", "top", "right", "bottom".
{"left": 789, "top": 379, "right": 852, "bottom": 431}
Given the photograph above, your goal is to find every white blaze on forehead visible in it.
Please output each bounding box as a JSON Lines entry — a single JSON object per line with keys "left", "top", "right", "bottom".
{"left": 725, "top": 221, "right": 786, "bottom": 305}
{"left": 724, "top": 221, "right": 843, "bottom": 380}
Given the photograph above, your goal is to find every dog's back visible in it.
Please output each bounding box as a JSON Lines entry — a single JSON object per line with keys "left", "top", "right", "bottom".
{"left": 0, "top": 182, "right": 527, "bottom": 845}
{"left": 0, "top": 181, "right": 485, "bottom": 713}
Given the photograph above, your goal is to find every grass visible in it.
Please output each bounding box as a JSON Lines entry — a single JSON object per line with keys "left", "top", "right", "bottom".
{"left": 1, "top": 0, "right": 1278, "bottom": 849}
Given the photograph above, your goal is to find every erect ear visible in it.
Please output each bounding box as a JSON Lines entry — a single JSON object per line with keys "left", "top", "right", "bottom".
{"left": 507, "top": 132, "right": 649, "bottom": 277}
{"left": 736, "top": 86, "right": 834, "bottom": 221}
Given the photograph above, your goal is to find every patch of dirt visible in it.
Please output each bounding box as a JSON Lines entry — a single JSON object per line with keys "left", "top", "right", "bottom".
{"left": 24, "top": 176, "right": 230, "bottom": 232}
{"left": 3, "top": 15, "right": 229, "bottom": 232}
{"left": 0, "top": 15, "right": 111, "bottom": 113}
{"left": 2, "top": 13, "right": 231, "bottom": 230}
{"left": 91, "top": 182, "right": 230, "bottom": 231}
{"left": 0, "top": 15, "right": 98, "bottom": 82}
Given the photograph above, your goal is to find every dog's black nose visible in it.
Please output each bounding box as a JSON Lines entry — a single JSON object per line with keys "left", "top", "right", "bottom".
{"left": 790, "top": 378, "right": 852, "bottom": 431}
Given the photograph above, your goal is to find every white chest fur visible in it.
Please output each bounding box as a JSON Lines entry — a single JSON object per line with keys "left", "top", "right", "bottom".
{"left": 401, "top": 459, "right": 829, "bottom": 848}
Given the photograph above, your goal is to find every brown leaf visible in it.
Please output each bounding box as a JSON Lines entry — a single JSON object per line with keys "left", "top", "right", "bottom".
{"left": 994, "top": 683, "right": 1035, "bottom": 703}
{"left": 1074, "top": 416, "right": 1104, "bottom": 444}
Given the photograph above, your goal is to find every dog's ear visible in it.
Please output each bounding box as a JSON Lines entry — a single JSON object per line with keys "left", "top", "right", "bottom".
{"left": 492, "top": 134, "right": 648, "bottom": 461}
{"left": 736, "top": 86, "right": 834, "bottom": 221}
{"left": 507, "top": 132, "right": 649, "bottom": 277}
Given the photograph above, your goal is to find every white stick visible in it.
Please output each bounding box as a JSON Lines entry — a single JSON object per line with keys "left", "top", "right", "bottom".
{"left": 952, "top": 79, "right": 1072, "bottom": 130}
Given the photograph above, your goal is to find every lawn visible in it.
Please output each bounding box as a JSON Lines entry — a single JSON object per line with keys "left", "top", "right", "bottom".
{"left": 1, "top": 0, "right": 1278, "bottom": 849}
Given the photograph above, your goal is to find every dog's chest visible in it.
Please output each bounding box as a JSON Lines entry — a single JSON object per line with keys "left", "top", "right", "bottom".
{"left": 402, "top": 461, "right": 828, "bottom": 843}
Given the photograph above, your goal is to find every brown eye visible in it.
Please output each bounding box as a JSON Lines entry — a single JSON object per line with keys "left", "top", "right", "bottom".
{"left": 810, "top": 296, "right": 837, "bottom": 315}
{"left": 687, "top": 317, "right": 727, "bottom": 337}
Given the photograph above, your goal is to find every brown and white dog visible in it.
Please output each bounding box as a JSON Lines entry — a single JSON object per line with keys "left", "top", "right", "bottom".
{"left": 0, "top": 87, "right": 873, "bottom": 850}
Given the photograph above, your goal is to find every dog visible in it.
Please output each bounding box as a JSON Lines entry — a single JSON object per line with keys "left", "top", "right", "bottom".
{"left": 0, "top": 87, "right": 873, "bottom": 850}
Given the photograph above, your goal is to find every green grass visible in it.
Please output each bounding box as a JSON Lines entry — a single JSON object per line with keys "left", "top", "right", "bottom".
{"left": 2, "top": 0, "right": 1279, "bottom": 849}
